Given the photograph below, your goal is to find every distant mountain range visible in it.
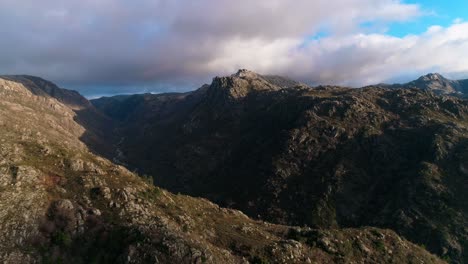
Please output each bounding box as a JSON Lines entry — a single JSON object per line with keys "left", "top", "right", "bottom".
{"left": 374, "top": 73, "right": 468, "bottom": 96}
{"left": 0, "top": 71, "right": 466, "bottom": 263}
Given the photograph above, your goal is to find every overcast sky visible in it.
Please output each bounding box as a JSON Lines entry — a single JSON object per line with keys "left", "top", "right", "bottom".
{"left": 1, "top": 0, "right": 468, "bottom": 97}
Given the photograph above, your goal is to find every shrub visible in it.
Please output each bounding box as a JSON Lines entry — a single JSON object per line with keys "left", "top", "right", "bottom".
{"left": 375, "top": 240, "right": 385, "bottom": 251}
{"left": 251, "top": 256, "right": 269, "bottom": 264}
{"left": 52, "top": 231, "right": 72, "bottom": 247}
{"left": 141, "top": 174, "right": 154, "bottom": 185}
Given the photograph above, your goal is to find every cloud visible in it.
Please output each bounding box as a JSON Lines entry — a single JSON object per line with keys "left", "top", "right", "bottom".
{"left": 453, "top": 18, "right": 464, "bottom": 24}
{"left": 1, "top": 0, "right": 467, "bottom": 95}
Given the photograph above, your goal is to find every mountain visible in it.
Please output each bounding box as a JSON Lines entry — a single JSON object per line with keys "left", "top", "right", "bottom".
{"left": 0, "top": 76, "right": 445, "bottom": 263}
{"left": 379, "top": 73, "right": 468, "bottom": 95}
{"left": 92, "top": 70, "right": 468, "bottom": 263}
{"left": 1, "top": 75, "right": 92, "bottom": 109}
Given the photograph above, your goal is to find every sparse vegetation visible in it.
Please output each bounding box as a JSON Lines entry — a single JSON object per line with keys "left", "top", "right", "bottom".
{"left": 251, "top": 256, "right": 269, "bottom": 264}
{"left": 375, "top": 241, "right": 385, "bottom": 252}
{"left": 141, "top": 174, "right": 154, "bottom": 185}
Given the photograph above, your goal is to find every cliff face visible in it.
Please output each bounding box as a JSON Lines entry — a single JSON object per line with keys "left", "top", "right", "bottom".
{"left": 0, "top": 76, "right": 444, "bottom": 263}
{"left": 93, "top": 71, "right": 468, "bottom": 263}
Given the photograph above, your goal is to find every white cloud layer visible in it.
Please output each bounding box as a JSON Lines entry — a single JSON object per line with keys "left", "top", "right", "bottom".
{"left": 0, "top": 0, "right": 467, "bottom": 93}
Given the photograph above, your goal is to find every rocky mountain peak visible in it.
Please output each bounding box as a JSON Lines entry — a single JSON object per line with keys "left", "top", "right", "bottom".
{"left": 232, "top": 69, "right": 260, "bottom": 79}
{"left": 418, "top": 73, "right": 450, "bottom": 82}
{"left": 378, "top": 72, "right": 468, "bottom": 97}
{"left": 406, "top": 72, "right": 462, "bottom": 94}
{"left": 208, "top": 70, "right": 281, "bottom": 100}
{"left": 419, "top": 73, "right": 446, "bottom": 82}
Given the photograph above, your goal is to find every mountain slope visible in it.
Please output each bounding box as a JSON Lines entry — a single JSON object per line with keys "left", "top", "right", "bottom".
{"left": 0, "top": 75, "right": 117, "bottom": 158}
{"left": 93, "top": 70, "right": 468, "bottom": 263}
{"left": 1, "top": 75, "right": 92, "bottom": 109}
{"left": 0, "top": 76, "right": 444, "bottom": 263}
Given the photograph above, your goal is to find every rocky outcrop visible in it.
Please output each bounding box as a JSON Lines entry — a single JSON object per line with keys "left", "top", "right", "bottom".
{"left": 207, "top": 69, "right": 282, "bottom": 101}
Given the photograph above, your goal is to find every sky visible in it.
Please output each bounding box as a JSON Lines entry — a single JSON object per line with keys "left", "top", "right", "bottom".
{"left": 0, "top": 0, "right": 467, "bottom": 97}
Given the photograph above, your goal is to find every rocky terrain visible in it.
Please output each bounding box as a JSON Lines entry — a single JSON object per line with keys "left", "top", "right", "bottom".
{"left": 0, "top": 75, "right": 447, "bottom": 263}
{"left": 92, "top": 70, "right": 468, "bottom": 263}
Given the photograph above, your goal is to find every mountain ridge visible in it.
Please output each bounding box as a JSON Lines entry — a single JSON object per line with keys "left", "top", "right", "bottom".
{"left": 91, "top": 70, "right": 468, "bottom": 263}
{"left": 1, "top": 75, "right": 92, "bottom": 109}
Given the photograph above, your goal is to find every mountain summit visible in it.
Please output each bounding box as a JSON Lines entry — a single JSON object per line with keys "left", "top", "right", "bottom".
{"left": 383, "top": 73, "right": 468, "bottom": 95}
{"left": 232, "top": 69, "right": 260, "bottom": 79}
{"left": 208, "top": 69, "right": 289, "bottom": 100}
{"left": 409, "top": 73, "right": 464, "bottom": 94}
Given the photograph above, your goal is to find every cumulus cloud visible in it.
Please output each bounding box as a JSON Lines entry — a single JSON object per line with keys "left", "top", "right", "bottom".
{"left": 1, "top": 0, "right": 467, "bottom": 94}
{"left": 280, "top": 22, "right": 468, "bottom": 86}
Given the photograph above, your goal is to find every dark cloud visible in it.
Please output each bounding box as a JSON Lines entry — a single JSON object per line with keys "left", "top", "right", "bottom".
{"left": 4, "top": 0, "right": 467, "bottom": 96}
